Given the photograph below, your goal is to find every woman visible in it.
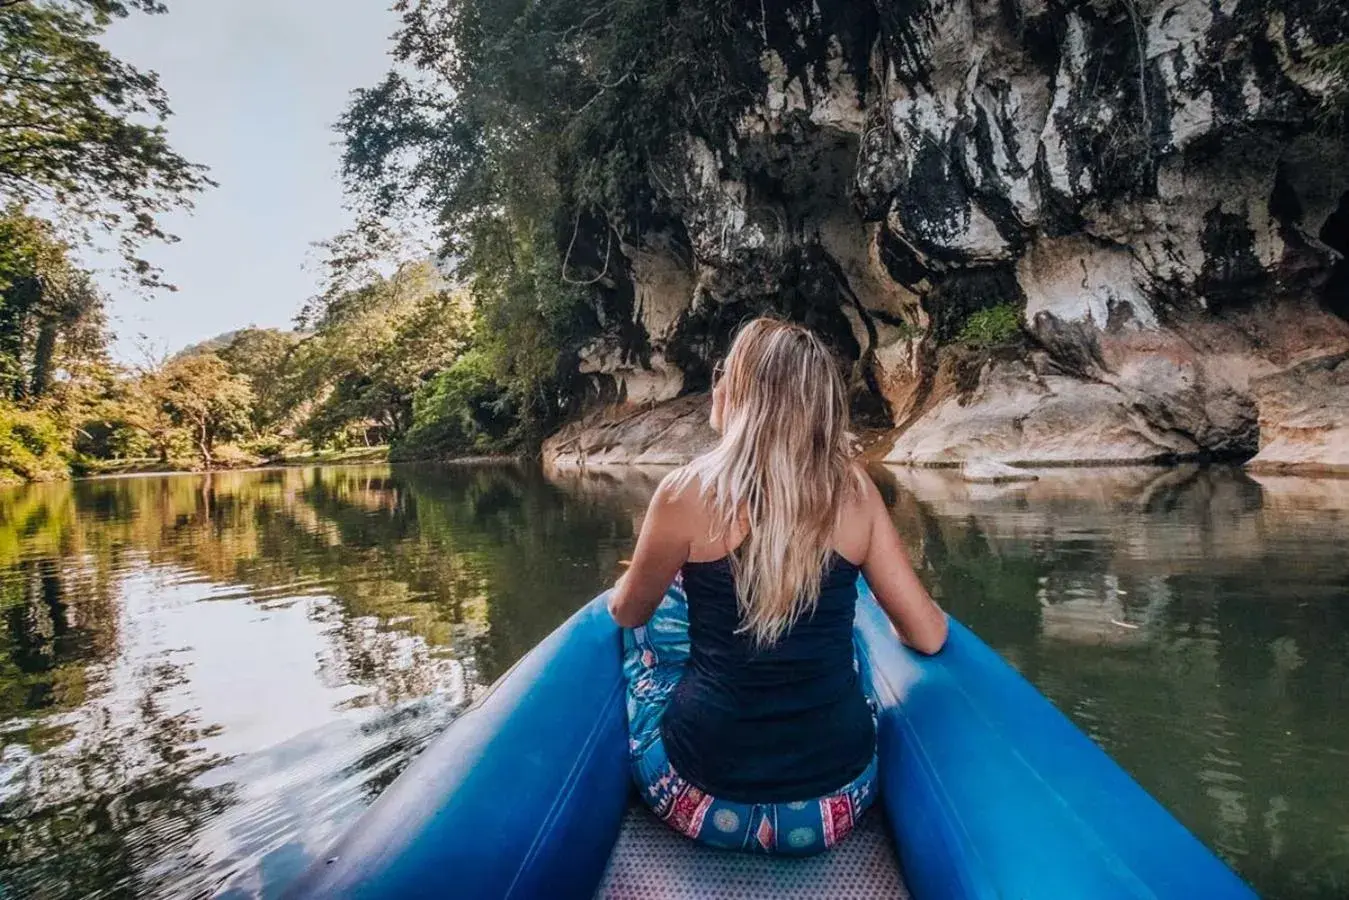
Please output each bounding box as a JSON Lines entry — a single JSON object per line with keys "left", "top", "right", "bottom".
{"left": 609, "top": 317, "right": 947, "bottom": 856}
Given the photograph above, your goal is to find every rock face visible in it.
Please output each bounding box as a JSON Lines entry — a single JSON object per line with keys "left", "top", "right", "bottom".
{"left": 1247, "top": 352, "right": 1349, "bottom": 472}
{"left": 551, "top": 0, "right": 1349, "bottom": 472}
{"left": 544, "top": 395, "right": 717, "bottom": 467}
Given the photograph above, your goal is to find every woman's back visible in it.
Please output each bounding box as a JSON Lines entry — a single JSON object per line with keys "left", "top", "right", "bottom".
{"left": 608, "top": 317, "right": 947, "bottom": 855}
{"left": 661, "top": 551, "right": 875, "bottom": 802}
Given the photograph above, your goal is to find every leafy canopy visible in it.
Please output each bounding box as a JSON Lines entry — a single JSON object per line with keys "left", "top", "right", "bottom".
{"left": 0, "top": 205, "right": 108, "bottom": 403}
{"left": 401, "top": 348, "right": 513, "bottom": 456}
{"left": 147, "top": 352, "right": 253, "bottom": 466}
{"left": 216, "top": 328, "right": 300, "bottom": 434}
{"left": 338, "top": 0, "right": 828, "bottom": 444}
{"left": 290, "top": 258, "right": 472, "bottom": 447}
{"left": 0, "top": 0, "right": 211, "bottom": 286}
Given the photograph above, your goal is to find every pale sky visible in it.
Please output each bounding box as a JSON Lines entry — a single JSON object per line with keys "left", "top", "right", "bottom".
{"left": 98, "top": 1, "right": 401, "bottom": 363}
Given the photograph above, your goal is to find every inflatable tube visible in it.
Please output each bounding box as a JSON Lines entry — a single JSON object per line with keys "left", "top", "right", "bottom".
{"left": 291, "top": 588, "right": 1255, "bottom": 899}
{"left": 852, "top": 583, "right": 1255, "bottom": 900}
{"left": 286, "top": 598, "right": 628, "bottom": 900}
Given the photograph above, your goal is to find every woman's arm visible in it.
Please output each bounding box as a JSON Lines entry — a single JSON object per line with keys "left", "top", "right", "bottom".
{"left": 608, "top": 473, "right": 693, "bottom": 628}
{"left": 857, "top": 477, "right": 948, "bottom": 655}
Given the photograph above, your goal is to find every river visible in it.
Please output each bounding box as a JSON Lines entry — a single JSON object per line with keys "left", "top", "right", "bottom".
{"left": 0, "top": 464, "right": 1344, "bottom": 898}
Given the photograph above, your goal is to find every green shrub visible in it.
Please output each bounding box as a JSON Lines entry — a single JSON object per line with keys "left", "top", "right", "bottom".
{"left": 74, "top": 417, "right": 149, "bottom": 460}
{"left": 243, "top": 435, "right": 287, "bottom": 460}
{"left": 210, "top": 443, "right": 258, "bottom": 470}
{"left": 397, "top": 351, "right": 516, "bottom": 458}
{"left": 0, "top": 404, "right": 70, "bottom": 484}
{"left": 957, "top": 304, "right": 1024, "bottom": 347}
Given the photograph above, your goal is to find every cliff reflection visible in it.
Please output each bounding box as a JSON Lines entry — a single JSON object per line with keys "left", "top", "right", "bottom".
{"left": 880, "top": 465, "right": 1349, "bottom": 899}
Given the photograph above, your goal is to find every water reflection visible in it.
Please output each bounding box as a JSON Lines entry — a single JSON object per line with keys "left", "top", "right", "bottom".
{"left": 0, "top": 464, "right": 1345, "bottom": 899}
{"left": 876, "top": 465, "right": 1349, "bottom": 900}
{"left": 0, "top": 465, "right": 635, "bottom": 899}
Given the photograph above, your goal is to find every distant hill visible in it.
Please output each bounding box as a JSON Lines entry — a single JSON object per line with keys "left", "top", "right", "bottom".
{"left": 174, "top": 327, "right": 303, "bottom": 360}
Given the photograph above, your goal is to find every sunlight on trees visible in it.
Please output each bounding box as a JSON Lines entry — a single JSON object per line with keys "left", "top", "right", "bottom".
{"left": 0, "top": 0, "right": 211, "bottom": 287}
{"left": 146, "top": 354, "right": 253, "bottom": 469}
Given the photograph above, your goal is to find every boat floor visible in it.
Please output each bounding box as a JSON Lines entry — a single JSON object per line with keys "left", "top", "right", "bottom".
{"left": 597, "top": 801, "right": 910, "bottom": 899}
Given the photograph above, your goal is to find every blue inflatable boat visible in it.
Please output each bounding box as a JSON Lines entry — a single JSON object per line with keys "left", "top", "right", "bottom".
{"left": 289, "top": 583, "right": 1255, "bottom": 899}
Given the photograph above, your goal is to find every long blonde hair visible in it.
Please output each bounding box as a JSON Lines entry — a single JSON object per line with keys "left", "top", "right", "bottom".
{"left": 679, "top": 318, "right": 860, "bottom": 647}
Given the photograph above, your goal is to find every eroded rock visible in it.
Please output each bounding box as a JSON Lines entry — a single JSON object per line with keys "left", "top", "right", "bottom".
{"left": 543, "top": 395, "right": 717, "bottom": 468}
{"left": 1248, "top": 353, "right": 1349, "bottom": 473}
{"left": 884, "top": 354, "right": 1210, "bottom": 466}
{"left": 556, "top": 0, "right": 1349, "bottom": 473}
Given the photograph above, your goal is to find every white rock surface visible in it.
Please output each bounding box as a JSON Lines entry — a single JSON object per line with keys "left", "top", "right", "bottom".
{"left": 557, "top": 0, "right": 1349, "bottom": 473}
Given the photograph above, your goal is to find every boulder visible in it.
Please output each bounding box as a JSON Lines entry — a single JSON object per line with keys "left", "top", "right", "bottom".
{"left": 1247, "top": 354, "right": 1349, "bottom": 474}
{"left": 542, "top": 395, "right": 717, "bottom": 468}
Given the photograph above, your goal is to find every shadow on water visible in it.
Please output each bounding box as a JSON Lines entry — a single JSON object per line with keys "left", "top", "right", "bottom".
{"left": 0, "top": 463, "right": 1345, "bottom": 898}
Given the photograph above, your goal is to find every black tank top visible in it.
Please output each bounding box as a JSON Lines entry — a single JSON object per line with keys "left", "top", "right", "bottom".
{"left": 659, "top": 553, "right": 876, "bottom": 803}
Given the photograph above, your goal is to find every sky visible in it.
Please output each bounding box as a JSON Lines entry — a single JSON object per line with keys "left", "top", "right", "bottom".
{"left": 97, "top": 1, "right": 401, "bottom": 363}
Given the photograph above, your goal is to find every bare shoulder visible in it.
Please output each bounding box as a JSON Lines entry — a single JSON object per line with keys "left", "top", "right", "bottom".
{"left": 654, "top": 464, "right": 701, "bottom": 506}
{"left": 646, "top": 466, "right": 707, "bottom": 538}
{"left": 835, "top": 462, "right": 881, "bottom": 562}
{"left": 844, "top": 461, "right": 883, "bottom": 515}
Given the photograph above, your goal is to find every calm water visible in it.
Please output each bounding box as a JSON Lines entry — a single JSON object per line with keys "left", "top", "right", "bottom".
{"left": 0, "top": 464, "right": 1344, "bottom": 898}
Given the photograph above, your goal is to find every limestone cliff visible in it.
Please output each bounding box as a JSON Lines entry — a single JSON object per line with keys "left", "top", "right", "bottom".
{"left": 544, "top": 0, "right": 1349, "bottom": 471}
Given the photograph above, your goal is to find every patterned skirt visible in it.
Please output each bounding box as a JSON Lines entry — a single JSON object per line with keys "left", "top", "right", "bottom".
{"left": 622, "top": 575, "right": 878, "bottom": 857}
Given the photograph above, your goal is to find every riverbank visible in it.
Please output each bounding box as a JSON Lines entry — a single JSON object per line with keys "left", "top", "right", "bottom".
{"left": 542, "top": 393, "right": 1349, "bottom": 478}
{"left": 74, "top": 446, "right": 393, "bottom": 480}
{"left": 6, "top": 446, "right": 535, "bottom": 488}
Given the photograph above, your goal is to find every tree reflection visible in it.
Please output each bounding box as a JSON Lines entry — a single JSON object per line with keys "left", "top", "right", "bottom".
{"left": 5, "top": 462, "right": 1343, "bottom": 899}
{"left": 0, "top": 562, "right": 234, "bottom": 897}
{"left": 0, "top": 463, "right": 640, "bottom": 898}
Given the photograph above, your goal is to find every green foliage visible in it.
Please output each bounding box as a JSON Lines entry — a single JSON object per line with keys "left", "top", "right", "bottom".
{"left": 216, "top": 328, "right": 300, "bottom": 434}
{"left": 73, "top": 412, "right": 146, "bottom": 460}
{"left": 241, "top": 434, "right": 287, "bottom": 460}
{"left": 400, "top": 350, "right": 513, "bottom": 457}
{"left": 146, "top": 353, "right": 254, "bottom": 468}
{"left": 0, "top": 402, "right": 68, "bottom": 484}
{"left": 290, "top": 259, "right": 471, "bottom": 449}
{"left": 0, "top": 205, "right": 115, "bottom": 482}
{"left": 343, "top": 1, "right": 776, "bottom": 229}
{"left": 0, "top": 0, "right": 211, "bottom": 285}
{"left": 464, "top": 220, "right": 592, "bottom": 446}
{"left": 0, "top": 207, "right": 109, "bottom": 403}
{"left": 0, "top": 232, "right": 501, "bottom": 478}
{"left": 957, "top": 304, "right": 1024, "bottom": 347}
{"left": 339, "top": 1, "right": 852, "bottom": 447}
{"left": 0, "top": 0, "right": 199, "bottom": 483}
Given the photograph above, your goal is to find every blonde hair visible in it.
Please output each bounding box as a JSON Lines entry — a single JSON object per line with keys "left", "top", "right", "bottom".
{"left": 678, "top": 317, "right": 860, "bottom": 647}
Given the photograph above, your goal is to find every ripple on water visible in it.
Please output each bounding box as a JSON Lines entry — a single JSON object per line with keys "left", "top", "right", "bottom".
{"left": 0, "top": 465, "right": 625, "bottom": 898}
{"left": 3, "top": 464, "right": 1348, "bottom": 899}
